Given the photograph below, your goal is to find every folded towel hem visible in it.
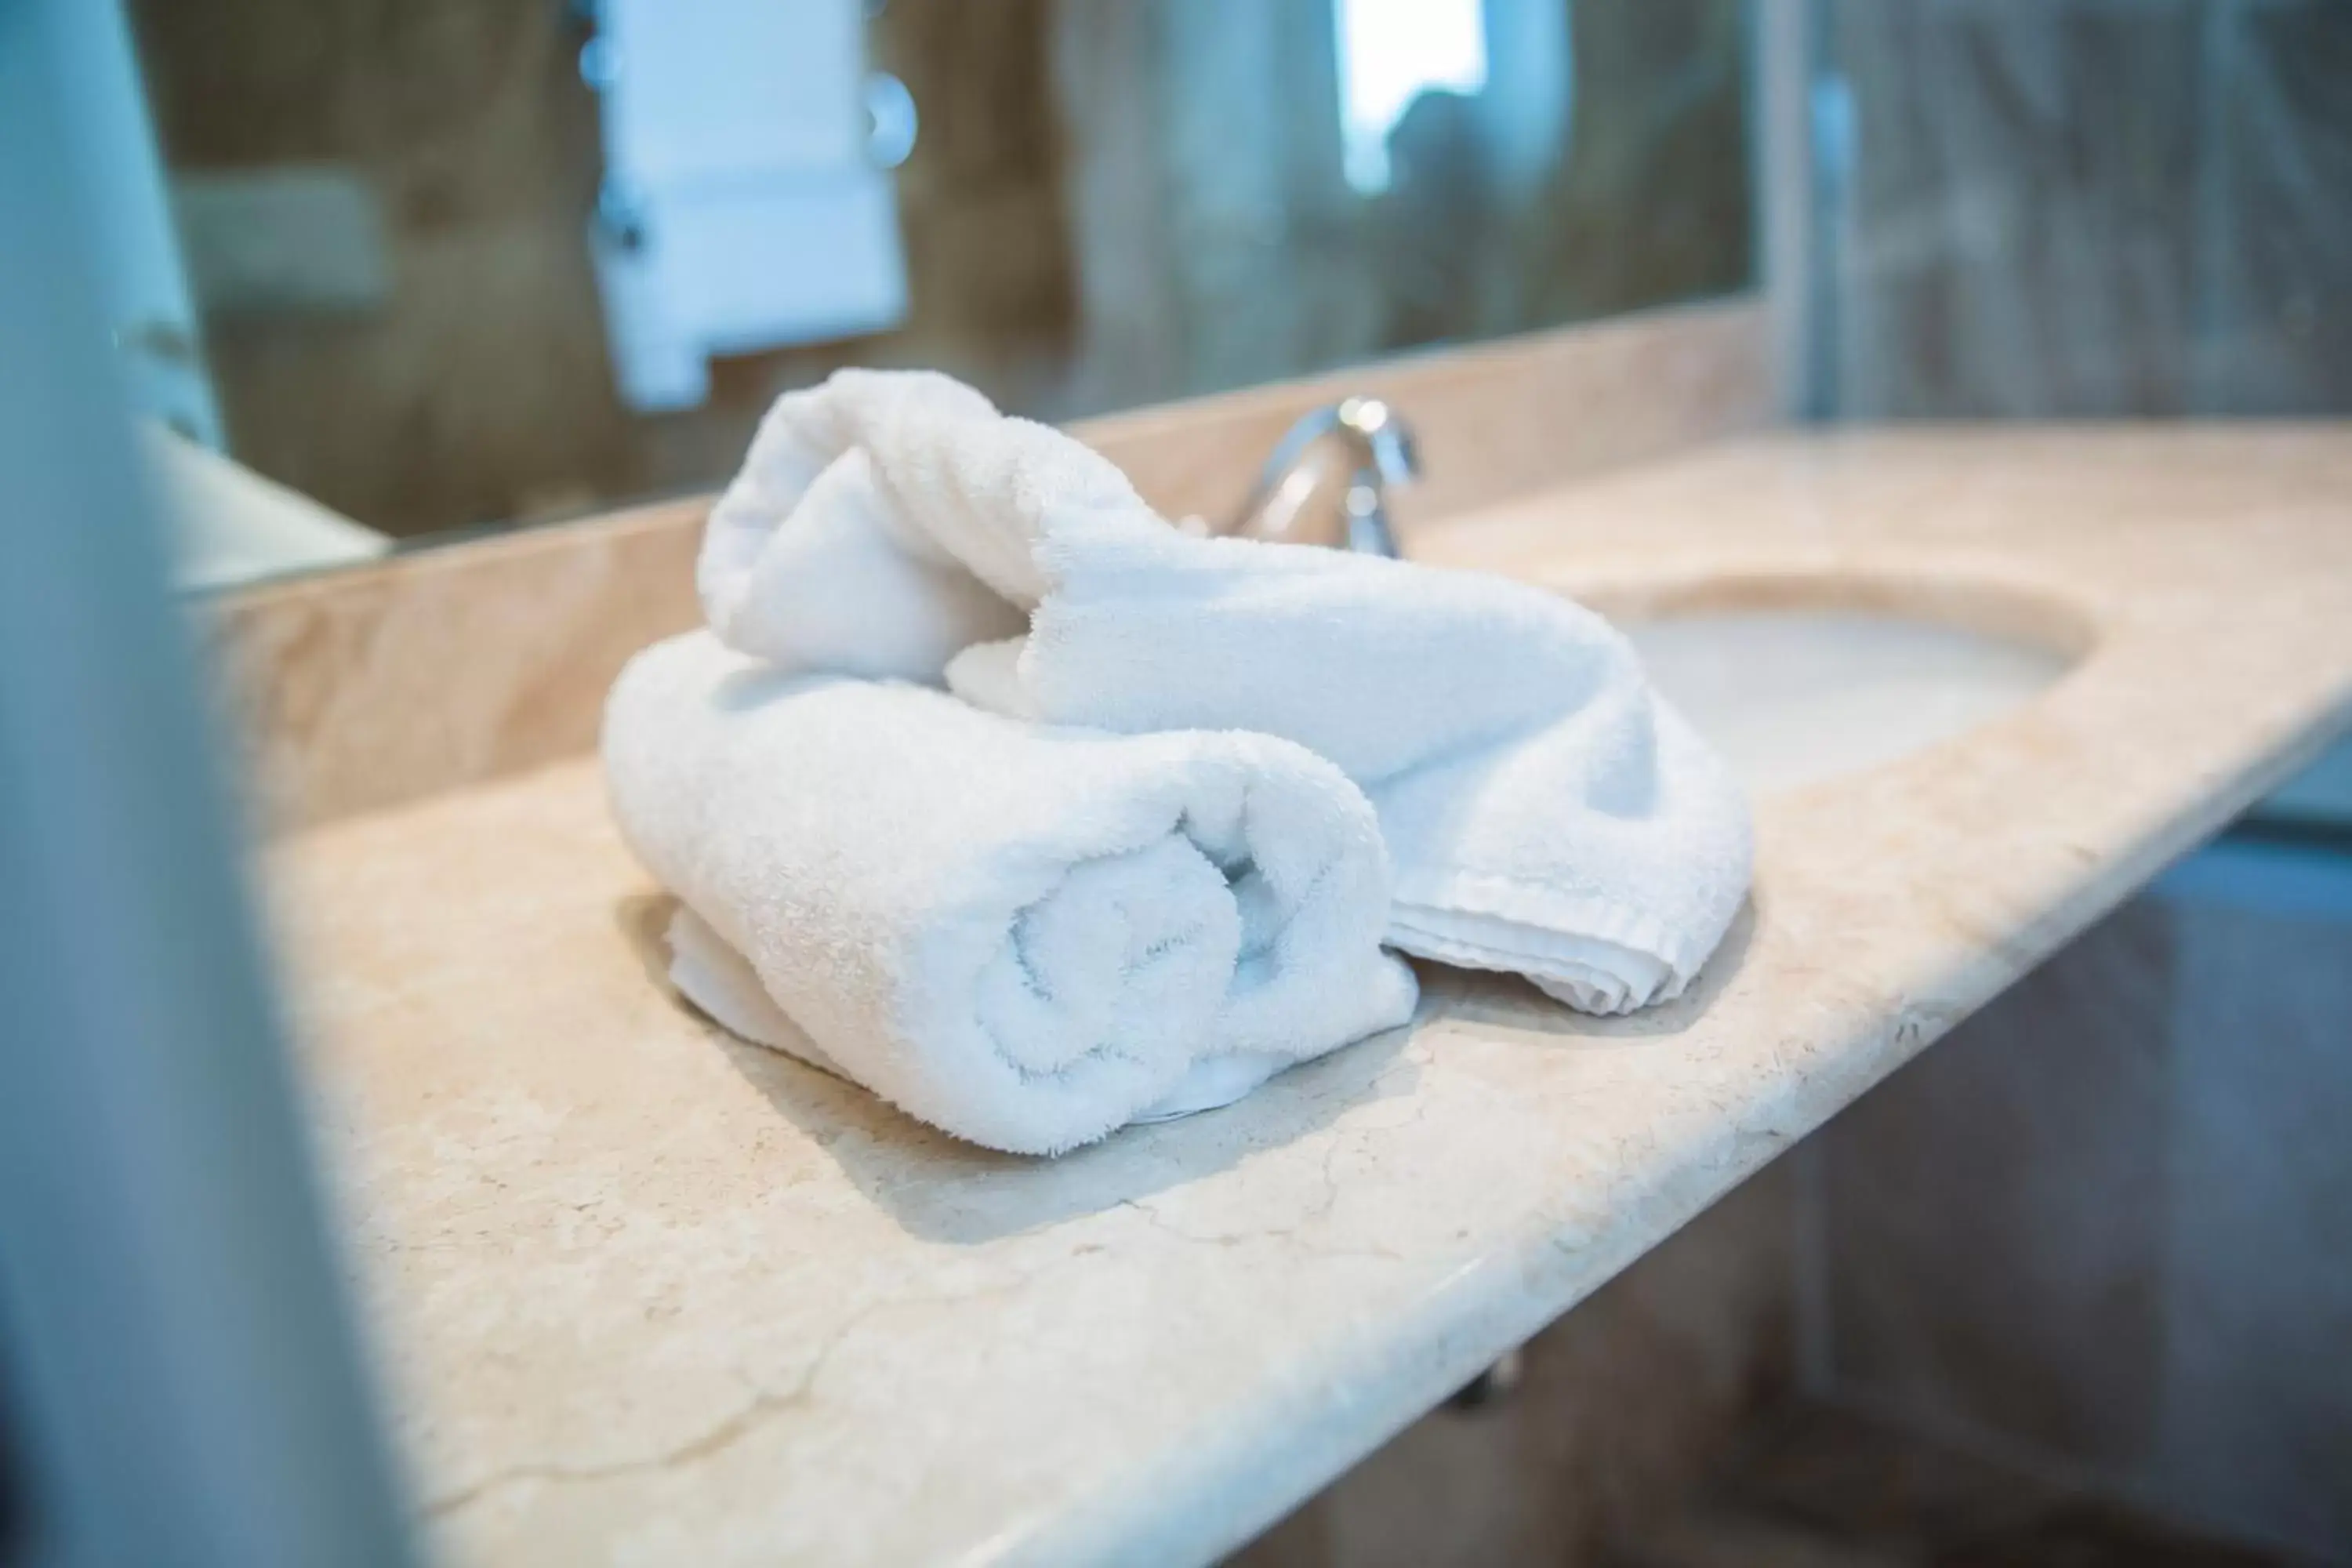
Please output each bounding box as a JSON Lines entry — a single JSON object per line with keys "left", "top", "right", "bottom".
{"left": 1389, "top": 873, "right": 1731, "bottom": 982}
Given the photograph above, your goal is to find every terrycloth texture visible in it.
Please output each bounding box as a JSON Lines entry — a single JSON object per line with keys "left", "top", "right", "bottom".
{"left": 604, "top": 630, "right": 1418, "bottom": 1155}
{"left": 700, "top": 368, "right": 1752, "bottom": 1014}
{"left": 663, "top": 904, "right": 1306, "bottom": 1126}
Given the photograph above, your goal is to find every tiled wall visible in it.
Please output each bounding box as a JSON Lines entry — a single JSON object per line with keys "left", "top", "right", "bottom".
{"left": 1818, "top": 839, "right": 2352, "bottom": 1561}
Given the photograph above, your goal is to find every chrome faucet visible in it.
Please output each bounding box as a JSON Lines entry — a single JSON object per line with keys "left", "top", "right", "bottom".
{"left": 1229, "top": 396, "right": 1419, "bottom": 558}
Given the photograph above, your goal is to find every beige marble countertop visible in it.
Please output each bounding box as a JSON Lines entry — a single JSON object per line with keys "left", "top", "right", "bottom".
{"left": 270, "top": 427, "right": 2352, "bottom": 1566}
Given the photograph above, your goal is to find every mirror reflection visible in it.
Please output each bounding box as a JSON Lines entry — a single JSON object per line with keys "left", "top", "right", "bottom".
{"left": 90, "top": 0, "right": 1751, "bottom": 587}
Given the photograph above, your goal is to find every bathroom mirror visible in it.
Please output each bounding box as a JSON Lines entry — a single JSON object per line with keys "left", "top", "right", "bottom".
{"left": 85, "top": 0, "right": 1753, "bottom": 589}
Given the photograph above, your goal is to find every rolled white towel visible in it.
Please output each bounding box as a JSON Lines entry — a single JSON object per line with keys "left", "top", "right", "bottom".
{"left": 661, "top": 904, "right": 1315, "bottom": 1127}
{"left": 603, "top": 631, "right": 1418, "bottom": 1155}
{"left": 697, "top": 370, "right": 1752, "bottom": 1015}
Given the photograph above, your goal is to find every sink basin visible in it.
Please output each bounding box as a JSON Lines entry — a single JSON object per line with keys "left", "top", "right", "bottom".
{"left": 1593, "top": 577, "right": 2089, "bottom": 794}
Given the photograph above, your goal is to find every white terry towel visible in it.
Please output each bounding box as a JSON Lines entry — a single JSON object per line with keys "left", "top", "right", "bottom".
{"left": 604, "top": 630, "right": 1419, "bottom": 1155}
{"left": 700, "top": 369, "right": 1752, "bottom": 1014}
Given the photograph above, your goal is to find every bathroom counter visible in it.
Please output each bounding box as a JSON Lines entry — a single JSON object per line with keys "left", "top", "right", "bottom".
{"left": 269, "top": 427, "right": 2352, "bottom": 1566}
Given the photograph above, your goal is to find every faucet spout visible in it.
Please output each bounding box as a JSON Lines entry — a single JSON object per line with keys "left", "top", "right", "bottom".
{"left": 1228, "top": 396, "right": 1419, "bottom": 557}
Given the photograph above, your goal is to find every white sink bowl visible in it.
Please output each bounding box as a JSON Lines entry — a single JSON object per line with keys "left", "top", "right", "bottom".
{"left": 1595, "top": 576, "right": 2090, "bottom": 795}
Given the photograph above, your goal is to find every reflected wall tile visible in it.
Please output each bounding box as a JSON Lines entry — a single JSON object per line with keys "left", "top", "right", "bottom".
{"left": 2206, "top": 1, "right": 2352, "bottom": 413}
{"left": 1826, "top": 0, "right": 2207, "bottom": 418}
{"left": 136, "top": 0, "right": 1755, "bottom": 543}
{"left": 1523, "top": 0, "right": 1755, "bottom": 328}
{"left": 1825, "top": 0, "right": 2352, "bottom": 422}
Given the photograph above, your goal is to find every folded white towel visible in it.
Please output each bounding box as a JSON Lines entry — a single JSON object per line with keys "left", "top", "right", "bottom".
{"left": 604, "top": 630, "right": 1418, "bottom": 1154}
{"left": 701, "top": 369, "right": 1752, "bottom": 1014}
